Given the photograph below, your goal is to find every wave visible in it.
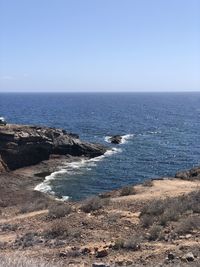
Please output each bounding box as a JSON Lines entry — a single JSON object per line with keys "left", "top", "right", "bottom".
{"left": 147, "top": 130, "right": 161, "bottom": 135}
{"left": 34, "top": 147, "right": 122, "bottom": 198}
{"left": 138, "top": 130, "right": 162, "bottom": 136}
{"left": 105, "top": 134, "right": 134, "bottom": 144}
{"left": 34, "top": 168, "right": 68, "bottom": 195}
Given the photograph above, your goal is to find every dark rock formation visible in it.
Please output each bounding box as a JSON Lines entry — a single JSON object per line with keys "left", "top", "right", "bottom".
{"left": 0, "top": 124, "right": 107, "bottom": 172}
{"left": 175, "top": 166, "right": 200, "bottom": 180}
{"left": 109, "top": 135, "right": 122, "bottom": 144}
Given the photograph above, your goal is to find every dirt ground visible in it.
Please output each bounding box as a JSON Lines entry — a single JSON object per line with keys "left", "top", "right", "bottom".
{"left": 0, "top": 164, "right": 200, "bottom": 267}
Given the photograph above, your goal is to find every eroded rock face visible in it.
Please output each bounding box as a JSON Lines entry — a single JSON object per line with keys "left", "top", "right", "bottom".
{"left": 108, "top": 135, "right": 122, "bottom": 144}
{"left": 0, "top": 124, "right": 107, "bottom": 171}
{"left": 175, "top": 167, "right": 200, "bottom": 180}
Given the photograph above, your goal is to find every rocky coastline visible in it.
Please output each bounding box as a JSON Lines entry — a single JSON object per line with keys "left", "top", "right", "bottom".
{"left": 0, "top": 124, "right": 199, "bottom": 266}
{"left": 0, "top": 124, "right": 107, "bottom": 173}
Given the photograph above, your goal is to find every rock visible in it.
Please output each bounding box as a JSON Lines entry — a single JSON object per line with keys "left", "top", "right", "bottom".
{"left": 114, "top": 260, "right": 124, "bottom": 266}
{"left": 92, "top": 263, "right": 110, "bottom": 267}
{"left": 96, "top": 248, "right": 108, "bottom": 258}
{"left": 125, "top": 260, "right": 133, "bottom": 266}
{"left": 0, "top": 124, "right": 107, "bottom": 172}
{"left": 81, "top": 247, "right": 91, "bottom": 254}
{"left": 182, "top": 252, "right": 195, "bottom": 262}
{"left": 175, "top": 167, "right": 200, "bottom": 180}
{"left": 185, "top": 234, "right": 192, "bottom": 239}
{"left": 167, "top": 252, "right": 175, "bottom": 260}
{"left": 108, "top": 135, "right": 122, "bottom": 144}
{"left": 59, "top": 251, "right": 68, "bottom": 257}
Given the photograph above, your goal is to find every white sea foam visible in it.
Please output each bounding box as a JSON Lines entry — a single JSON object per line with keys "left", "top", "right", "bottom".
{"left": 34, "top": 168, "right": 68, "bottom": 194}
{"left": 34, "top": 147, "right": 121, "bottom": 197}
{"left": 55, "top": 195, "right": 70, "bottom": 201}
{"left": 121, "top": 134, "right": 134, "bottom": 144}
{"left": 147, "top": 131, "right": 161, "bottom": 134}
{"left": 105, "top": 134, "right": 134, "bottom": 144}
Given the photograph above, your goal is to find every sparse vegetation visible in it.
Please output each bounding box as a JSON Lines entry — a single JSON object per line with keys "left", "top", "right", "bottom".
{"left": 44, "top": 219, "right": 81, "bottom": 240}
{"left": 0, "top": 223, "right": 18, "bottom": 232}
{"left": 120, "top": 185, "right": 136, "bottom": 196}
{"left": 113, "top": 235, "right": 141, "bottom": 250}
{"left": 175, "top": 215, "right": 200, "bottom": 235}
{"left": 47, "top": 203, "right": 72, "bottom": 219}
{"left": 123, "top": 235, "right": 142, "bottom": 250}
{"left": 0, "top": 254, "right": 62, "bottom": 267}
{"left": 140, "top": 214, "right": 155, "bottom": 228}
{"left": 20, "top": 198, "right": 49, "bottom": 214}
{"left": 80, "top": 196, "right": 109, "bottom": 213}
{"left": 113, "top": 238, "right": 125, "bottom": 250}
{"left": 148, "top": 225, "right": 163, "bottom": 241}
{"left": 44, "top": 220, "right": 69, "bottom": 239}
{"left": 143, "top": 179, "right": 153, "bottom": 187}
{"left": 140, "top": 191, "right": 200, "bottom": 227}
{"left": 14, "top": 232, "right": 40, "bottom": 248}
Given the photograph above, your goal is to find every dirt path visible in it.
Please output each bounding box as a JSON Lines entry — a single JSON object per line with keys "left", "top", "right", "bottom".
{"left": 0, "top": 209, "right": 48, "bottom": 224}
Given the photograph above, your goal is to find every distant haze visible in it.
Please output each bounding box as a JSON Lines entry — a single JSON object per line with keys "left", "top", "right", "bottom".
{"left": 0, "top": 0, "right": 199, "bottom": 92}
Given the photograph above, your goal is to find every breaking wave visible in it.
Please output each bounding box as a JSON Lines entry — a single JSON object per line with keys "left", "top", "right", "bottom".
{"left": 34, "top": 147, "right": 122, "bottom": 198}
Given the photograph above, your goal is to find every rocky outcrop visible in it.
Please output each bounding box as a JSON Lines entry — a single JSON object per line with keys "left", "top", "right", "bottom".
{"left": 0, "top": 124, "right": 107, "bottom": 172}
{"left": 109, "top": 135, "right": 122, "bottom": 144}
{"left": 175, "top": 166, "right": 200, "bottom": 180}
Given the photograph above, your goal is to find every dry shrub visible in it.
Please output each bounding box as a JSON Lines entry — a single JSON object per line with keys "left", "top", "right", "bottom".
{"left": 80, "top": 196, "right": 109, "bottom": 213}
{"left": 113, "top": 238, "right": 125, "bottom": 250}
{"left": 44, "top": 219, "right": 81, "bottom": 240}
{"left": 14, "top": 232, "right": 39, "bottom": 248}
{"left": 159, "top": 208, "right": 179, "bottom": 226}
{"left": 44, "top": 220, "right": 69, "bottom": 239}
{"left": 107, "top": 212, "right": 121, "bottom": 224}
{"left": 0, "top": 253, "right": 62, "bottom": 267}
{"left": 140, "top": 214, "right": 155, "bottom": 228}
{"left": 20, "top": 198, "right": 49, "bottom": 214}
{"left": 113, "top": 235, "right": 141, "bottom": 251}
{"left": 148, "top": 225, "right": 163, "bottom": 241}
{"left": 120, "top": 186, "right": 136, "bottom": 196}
{"left": 123, "top": 235, "right": 142, "bottom": 250}
{"left": 175, "top": 215, "right": 200, "bottom": 235}
{"left": 140, "top": 191, "right": 200, "bottom": 227}
{"left": 0, "top": 223, "right": 18, "bottom": 232}
{"left": 47, "top": 203, "right": 72, "bottom": 219}
{"left": 143, "top": 180, "right": 153, "bottom": 187}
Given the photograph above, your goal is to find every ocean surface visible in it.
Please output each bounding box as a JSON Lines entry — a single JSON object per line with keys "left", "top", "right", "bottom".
{"left": 0, "top": 92, "right": 200, "bottom": 200}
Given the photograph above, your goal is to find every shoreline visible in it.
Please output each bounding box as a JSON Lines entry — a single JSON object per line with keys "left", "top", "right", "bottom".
{"left": 0, "top": 124, "right": 200, "bottom": 266}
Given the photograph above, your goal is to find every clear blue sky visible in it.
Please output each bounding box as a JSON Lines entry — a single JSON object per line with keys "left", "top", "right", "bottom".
{"left": 0, "top": 0, "right": 199, "bottom": 92}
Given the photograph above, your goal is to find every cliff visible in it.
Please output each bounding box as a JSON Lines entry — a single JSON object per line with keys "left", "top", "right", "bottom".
{"left": 0, "top": 124, "right": 107, "bottom": 172}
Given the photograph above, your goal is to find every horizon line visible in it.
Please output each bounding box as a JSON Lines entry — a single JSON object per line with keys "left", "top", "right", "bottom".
{"left": 0, "top": 90, "right": 200, "bottom": 94}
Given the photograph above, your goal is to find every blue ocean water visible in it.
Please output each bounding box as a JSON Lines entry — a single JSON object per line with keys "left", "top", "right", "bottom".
{"left": 0, "top": 92, "right": 200, "bottom": 200}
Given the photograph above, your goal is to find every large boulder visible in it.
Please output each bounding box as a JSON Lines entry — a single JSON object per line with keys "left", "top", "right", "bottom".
{"left": 0, "top": 124, "right": 107, "bottom": 171}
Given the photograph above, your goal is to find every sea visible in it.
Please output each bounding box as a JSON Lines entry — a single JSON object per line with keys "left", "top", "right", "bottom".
{"left": 0, "top": 92, "right": 200, "bottom": 200}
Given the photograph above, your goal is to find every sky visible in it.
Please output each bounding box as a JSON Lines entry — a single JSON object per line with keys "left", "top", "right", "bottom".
{"left": 0, "top": 0, "right": 199, "bottom": 92}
